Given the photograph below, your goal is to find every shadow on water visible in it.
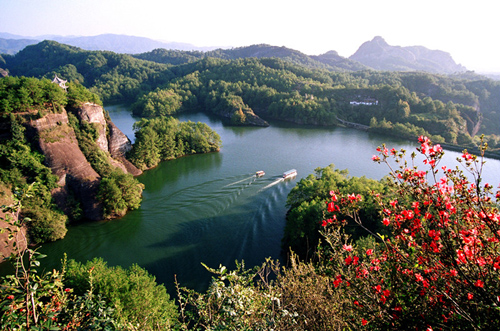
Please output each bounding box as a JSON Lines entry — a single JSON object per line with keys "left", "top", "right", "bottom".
{"left": 142, "top": 181, "right": 288, "bottom": 294}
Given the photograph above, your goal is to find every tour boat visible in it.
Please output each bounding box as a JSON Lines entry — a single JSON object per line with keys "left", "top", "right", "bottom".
{"left": 283, "top": 169, "right": 297, "bottom": 179}
{"left": 256, "top": 170, "right": 265, "bottom": 177}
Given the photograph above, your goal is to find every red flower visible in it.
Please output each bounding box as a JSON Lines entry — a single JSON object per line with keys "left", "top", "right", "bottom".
{"left": 7, "top": 295, "right": 14, "bottom": 300}
{"left": 343, "top": 244, "right": 353, "bottom": 252}
{"left": 64, "top": 288, "right": 71, "bottom": 292}
{"left": 467, "top": 293, "right": 473, "bottom": 300}
{"left": 474, "top": 279, "right": 484, "bottom": 288}
{"left": 353, "top": 256, "right": 359, "bottom": 265}
{"left": 333, "top": 275, "right": 342, "bottom": 288}
{"left": 366, "top": 249, "right": 373, "bottom": 256}
{"left": 372, "top": 155, "right": 380, "bottom": 162}
{"left": 345, "top": 256, "right": 353, "bottom": 265}
{"left": 362, "top": 318, "right": 368, "bottom": 326}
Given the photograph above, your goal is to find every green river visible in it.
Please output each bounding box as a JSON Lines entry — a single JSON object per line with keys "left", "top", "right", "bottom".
{"left": 9, "top": 106, "right": 500, "bottom": 293}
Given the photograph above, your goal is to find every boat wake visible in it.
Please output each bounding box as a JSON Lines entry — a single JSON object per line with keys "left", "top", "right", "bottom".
{"left": 259, "top": 178, "right": 284, "bottom": 191}
{"left": 223, "top": 175, "right": 256, "bottom": 187}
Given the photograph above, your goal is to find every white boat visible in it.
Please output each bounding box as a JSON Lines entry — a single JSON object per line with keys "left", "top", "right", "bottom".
{"left": 283, "top": 169, "right": 297, "bottom": 179}
{"left": 256, "top": 170, "right": 265, "bottom": 177}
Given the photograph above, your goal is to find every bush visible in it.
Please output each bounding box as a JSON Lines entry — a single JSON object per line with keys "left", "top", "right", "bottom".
{"left": 64, "top": 258, "right": 179, "bottom": 330}
{"left": 97, "top": 170, "right": 144, "bottom": 218}
{"left": 24, "top": 206, "right": 67, "bottom": 244}
{"left": 320, "top": 136, "right": 500, "bottom": 329}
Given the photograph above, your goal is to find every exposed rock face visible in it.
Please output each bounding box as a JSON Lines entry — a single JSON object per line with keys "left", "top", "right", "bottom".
{"left": 75, "top": 102, "right": 109, "bottom": 151}
{"left": 108, "top": 120, "right": 132, "bottom": 157}
{"left": 107, "top": 121, "right": 142, "bottom": 176}
{"left": 349, "top": 36, "right": 466, "bottom": 74}
{"left": 72, "top": 103, "right": 142, "bottom": 177}
{"left": 19, "top": 103, "right": 141, "bottom": 222}
{"left": 28, "top": 109, "right": 103, "bottom": 220}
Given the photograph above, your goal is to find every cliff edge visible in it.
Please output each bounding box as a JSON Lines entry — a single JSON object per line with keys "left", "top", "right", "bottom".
{"left": 26, "top": 103, "right": 141, "bottom": 221}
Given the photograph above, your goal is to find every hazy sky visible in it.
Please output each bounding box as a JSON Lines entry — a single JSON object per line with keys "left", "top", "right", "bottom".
{"left": 1, "top": 0, "right": 498, "bottom": 72}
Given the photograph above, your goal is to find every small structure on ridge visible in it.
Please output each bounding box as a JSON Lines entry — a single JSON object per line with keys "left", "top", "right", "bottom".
{"left": 52, "top": 75, "right": 68, "bottom": 91}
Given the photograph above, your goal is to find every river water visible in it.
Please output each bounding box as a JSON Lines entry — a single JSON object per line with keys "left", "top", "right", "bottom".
{"left": 17, "top": 106, "right": 500, "bottom": 293}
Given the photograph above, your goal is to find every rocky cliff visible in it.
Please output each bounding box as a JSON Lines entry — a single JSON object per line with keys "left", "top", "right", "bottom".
{"left": 26, "top": 104, "right": 141, "bottom": 221}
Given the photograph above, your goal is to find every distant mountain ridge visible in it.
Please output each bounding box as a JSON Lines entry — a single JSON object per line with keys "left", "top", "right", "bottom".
{"left": 349, "top": 36, "right": 466, "bottom": 74}
{"left": 0, "top": 37, "right": 39, "bottom": 55}
{"left": 0, "top": 33, "right": 218, "bottom": 54}
{"left": 0, "top": 33, "right": 466, "bottom": 74}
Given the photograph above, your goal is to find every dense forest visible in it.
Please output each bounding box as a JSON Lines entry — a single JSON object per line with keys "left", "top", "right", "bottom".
{"left": 2, "top": 41, "right": 500, "bottom": 153}
{"left": 129, "top": 117, "right": 221, "bottom": 170}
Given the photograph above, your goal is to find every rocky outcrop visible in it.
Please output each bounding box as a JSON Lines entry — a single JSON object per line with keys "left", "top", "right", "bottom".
{"left": 242, "top": 111, "right": 269, "bottom": 127}
{"left": 75, "top": 103, "right": 109, "bottom": 151}
{"left": 72, "top": 103, "right": 142, "bottom": 176}
{"left": 25, "top": 103, "right": 142, "bottom": 221}
{"left": 349, "top": 36, "right": 466, "bottom": 74}
{"left": 29, "top": 109, "right": 103, "bottom": 220}
{"left": 107, "top": 121, "right": 142, "bottom": 176}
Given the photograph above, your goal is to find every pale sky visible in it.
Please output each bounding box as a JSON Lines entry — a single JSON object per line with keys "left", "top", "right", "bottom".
{"left": 1, "top": 0, "right": 499, "bottom": 72}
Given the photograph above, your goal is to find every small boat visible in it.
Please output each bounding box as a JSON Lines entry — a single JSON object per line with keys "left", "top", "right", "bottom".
{"left": 283, "top": 169, "right": 297, "bottom": 179}
{"left": 256, "top": 170, "right": 265, "bottom": 177}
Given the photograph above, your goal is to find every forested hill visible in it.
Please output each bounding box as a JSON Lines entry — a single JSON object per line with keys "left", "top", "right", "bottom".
{"left": 133, "top": 44, "right": 368, "bottom": 71}
{"left": 2, "top": 40, "right": 174, "bottom": 102}
{"left": 2, "top": 40, "right": 500, "bottom": 153}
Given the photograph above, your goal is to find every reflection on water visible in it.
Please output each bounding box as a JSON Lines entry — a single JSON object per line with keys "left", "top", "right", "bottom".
{"left": 4, "top": 106, "right": 500, "bottom": 294}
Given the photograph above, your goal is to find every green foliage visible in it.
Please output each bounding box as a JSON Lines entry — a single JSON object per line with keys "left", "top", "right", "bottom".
{"left": 0, "top": 188, "right": 116, "bottom": 330}
{"left": 64, "top": 258, "right": 179, "bottom": 330}
{"left": 282, "top": 165, "right": 387, "bottom": 259}
{"left": 131, "top": 88, "right": 183, "bottom": 117}
{"left": 24, "top": 205, "right": 67, "bottom": 244}
{"left": 66, "top": 81, "right": 102, "bottom": 107}
{"left": 178, "top": 260, "right": 290, "bottom": 330}
{"left": 0, "top": 76, "right": 68, "bottom": 114}
{"left": 0, "top": 122, "right": 68, "bottom": 243}
{"left": 97, "top": 170, "right": 144, "bottom": 218}
{"left": 178, "top": 256, "right": 354, "bottom": 330}
{"left": 129, "top": 117, "right": 222, "bottom": 170}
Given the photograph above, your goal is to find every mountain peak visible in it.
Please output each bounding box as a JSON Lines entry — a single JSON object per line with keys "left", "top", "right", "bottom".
{"left": 371, "top": 36, "right": 388, "bottom": 45}
{"left": 350, "top": 37, "right": 465, "bottom": 73}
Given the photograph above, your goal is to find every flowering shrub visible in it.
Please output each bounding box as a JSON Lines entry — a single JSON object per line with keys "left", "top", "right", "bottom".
{"left": 321, "top": 136, "right": 500, "bottom": 329}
